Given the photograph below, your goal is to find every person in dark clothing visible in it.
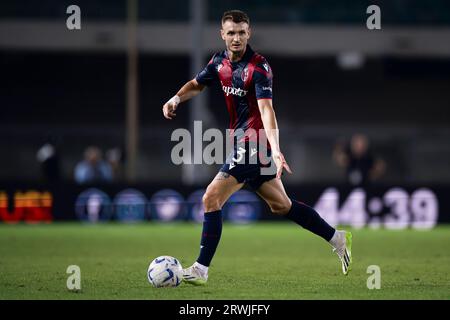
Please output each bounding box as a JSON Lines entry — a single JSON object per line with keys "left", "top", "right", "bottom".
{"left": 36, "top": 136, "right": 61, "bottom": 183}
{"left": 333, "top": 133, "right": 386, "bottom": 186}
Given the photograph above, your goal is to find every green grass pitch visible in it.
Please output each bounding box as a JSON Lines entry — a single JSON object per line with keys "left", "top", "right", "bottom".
{"left": 0, "top": 222, "right": 449, "bottom": 299}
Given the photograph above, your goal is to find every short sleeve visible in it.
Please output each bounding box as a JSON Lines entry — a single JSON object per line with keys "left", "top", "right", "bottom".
{"left": 254, "top": 60, "right": 273, "bottom": 100}
{"left": 195, "top": 54, "right": 217, "bottom": 87}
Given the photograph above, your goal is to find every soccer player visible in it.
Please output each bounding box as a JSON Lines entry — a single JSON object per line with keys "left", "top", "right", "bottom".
{"left": 162, "top": 10, "right": 352, "bottom": 284}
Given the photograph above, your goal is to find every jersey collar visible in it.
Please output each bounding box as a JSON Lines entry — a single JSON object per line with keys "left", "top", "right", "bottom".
{"left": 225, "top": 44, "right": 254, "bottom": 64}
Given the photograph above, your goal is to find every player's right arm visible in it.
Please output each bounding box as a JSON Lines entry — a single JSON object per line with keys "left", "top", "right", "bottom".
{"left": 162, "top": 54, "right": 217, "bottom": 120}
{"left": 162, "top": 79, "right": 205, "bottom": 120}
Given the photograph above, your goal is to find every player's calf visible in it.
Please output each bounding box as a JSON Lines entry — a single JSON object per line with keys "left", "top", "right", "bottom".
{"left": 285, "top": 199, "right": 336, "bottom": 241}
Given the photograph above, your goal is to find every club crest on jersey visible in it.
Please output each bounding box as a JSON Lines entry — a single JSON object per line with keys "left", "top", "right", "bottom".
{"left": 217, "top": 63, "right": 223, "bottom": 72}
{"left": 263, "top": 63, "right": 269, "bottom": 72}
{"left": 241, "top": 66, "right": 249, "bottom": 82}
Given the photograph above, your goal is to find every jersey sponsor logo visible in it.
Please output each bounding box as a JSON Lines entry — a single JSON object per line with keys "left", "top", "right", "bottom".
{"left": 251, "top": 148, "right": 258, "bottom": 157}
{"left": 262, "top": 86, "right": 272, "bottom": 92}
{"left": 222, "top": 84, "right": 248, "bottom": 97}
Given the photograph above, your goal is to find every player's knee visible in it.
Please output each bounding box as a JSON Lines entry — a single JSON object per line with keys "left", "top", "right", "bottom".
{"left": 269, "top": 201, "right": 291, "bottom": 215}
{"left": 202, "top": 191, "right": 222, "bottom": 212}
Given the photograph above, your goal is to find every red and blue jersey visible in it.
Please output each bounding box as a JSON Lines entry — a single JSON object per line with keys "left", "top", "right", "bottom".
{"left": 195, "top": 45, "right": 273, "bottom": 147}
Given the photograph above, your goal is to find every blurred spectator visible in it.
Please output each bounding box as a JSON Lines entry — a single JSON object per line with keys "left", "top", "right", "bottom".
{"left": 105, "top": 147, "right": 124, "bottom": 181}
{"left": 333, "top": 133, "right": 386, "bottom": 186}
{"left": 74, "top": 146, "right": 113, "bottom": 184}
{"left": 36, "top": 136, "right": 61, "bottom": 183}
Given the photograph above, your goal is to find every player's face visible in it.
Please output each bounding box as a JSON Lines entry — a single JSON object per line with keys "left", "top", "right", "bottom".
{"left": 221, "top": 21, "right": 251, "bottom": 55}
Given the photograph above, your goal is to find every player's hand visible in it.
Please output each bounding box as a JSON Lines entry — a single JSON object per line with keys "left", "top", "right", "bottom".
{"left": 272, "top": 151, "right": 293, "bottom": 179}
{"left": 162, "top": 95, "right": 180, "bottom": 120}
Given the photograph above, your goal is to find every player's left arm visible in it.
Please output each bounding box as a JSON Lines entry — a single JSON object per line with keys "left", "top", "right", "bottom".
{"left": 258, "top": 99, "right": 292, "bottom": 178}
{"left": 254, "top": 59, "right": 292, "bottom": 178}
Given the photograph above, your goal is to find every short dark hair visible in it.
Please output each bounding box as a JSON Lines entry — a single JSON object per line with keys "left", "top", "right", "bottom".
{"left": 221, "top": 10, "right": 250, "bottom": 25}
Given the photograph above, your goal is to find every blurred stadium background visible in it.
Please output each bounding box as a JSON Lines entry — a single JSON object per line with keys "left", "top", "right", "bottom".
{"left": 0, "top": 0, "right": 450, "bottom": 227}
{"left": 1, "top": 0, "right": 450, "bottom": 301}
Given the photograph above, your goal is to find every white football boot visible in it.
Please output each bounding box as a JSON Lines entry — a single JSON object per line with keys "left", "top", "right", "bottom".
{"left": 330, "top": 230, "right": 353, "bottom": 275}
{"left": 182, "top": 263, "right": 208, "bottom": 285}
